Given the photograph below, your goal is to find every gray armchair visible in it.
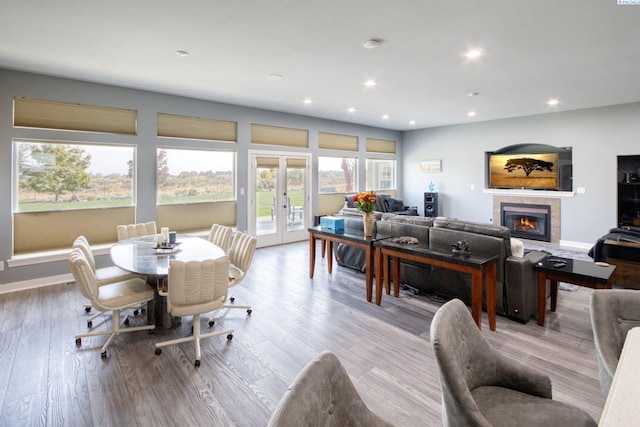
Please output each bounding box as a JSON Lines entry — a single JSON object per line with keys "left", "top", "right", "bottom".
{"left": 589, "top": 289, "right": 640, "bottom": 395}
{"left": 430, "top": 299, "right": 596, "bottom": 427}
{"left": 268, "top": 351, "right": 393, "bottom": 427}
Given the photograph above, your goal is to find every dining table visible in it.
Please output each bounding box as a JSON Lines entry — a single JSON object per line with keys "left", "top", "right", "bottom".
{"left": 110, "top": 235, "right": 226, "bottom": 328}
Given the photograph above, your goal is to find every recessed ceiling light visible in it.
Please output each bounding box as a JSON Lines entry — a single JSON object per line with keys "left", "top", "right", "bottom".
{"left": 382, "top": 114, "right": 390, "bottom": 120}
{"left": 467, "top": 111, "right": 477, "bottom": 118}
{"left": 409, "top": 120, "right": 416, "bottom": 126}
{"left": 266, "top": 74, "right": 283, "bottom": 81}
{"left": 547, "top": 98, "right": 560, "bottom": 106}
{"left": 468, "top": 92, "right": 480, "bottom": 97}
{"left": 347, "top": 107, "right": 356, "bottom": 113}
{"left": 465, "top": 49, "right": 483, "bottom": 59}
{"left": 363, "top": 38, "right": 383, "bottom": 49}
{"left": 364, "top": 79, "right": 377, "bottom": 87}
{"left": 303, "top": 98, "right": 313, "bottom": 105}
{"left": 175, "top": 50, "right": 190, "bottom": 57}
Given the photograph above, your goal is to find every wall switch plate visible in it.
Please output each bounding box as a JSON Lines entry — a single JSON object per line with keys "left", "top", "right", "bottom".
{"left": 240, "top": 188, "right": 245, "bottom": 195}
{"left": 577, "top": 187, "right": 586, "bottom": 194}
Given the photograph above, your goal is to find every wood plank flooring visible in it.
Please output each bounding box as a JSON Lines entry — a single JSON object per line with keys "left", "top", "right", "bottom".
{"left": 0, "top": 240, "right": 606, "bottom": 426}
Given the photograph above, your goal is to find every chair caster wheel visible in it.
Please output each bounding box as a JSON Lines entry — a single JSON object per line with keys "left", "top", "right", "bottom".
{"left": 229, "top": 297, "right": 235, "bottom": 303}
{"left": 208, "top": 321, "right": 215, "bottom": 327}
{"left": 246, "top": 309, "right": 252, "bottom": 315}
{"left": 133, "top": 309, "right": 139, "bottom": 316}
{"left": 75, "top": 338, "right": 81, "bottom": 346}
{"left": 101, "top": 351, "right": 107, "bottom": 359}
{"left": 227, "top": 333, "right": 233, "bottom": 340}
{"left": 124, "top": 318, "right": 130, "bottom": 326}
{"left": 85, "top": 307, "right": 91, "bottom": 313}
{"left": 155, "top": 348, "right": 162, "bottom": 355}
{"left": 87, "top": 320, "right": 93, "bottom": 329}
{"left": 194, "top": 360, "right": 201, "bottom": 368}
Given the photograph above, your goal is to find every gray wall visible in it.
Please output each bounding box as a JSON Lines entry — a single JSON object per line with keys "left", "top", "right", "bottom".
{"left": 402, "top": 102, "right": 640, "bottom": 246}
{"left": 0, "top": 69, "right": 400, "bottom": 287}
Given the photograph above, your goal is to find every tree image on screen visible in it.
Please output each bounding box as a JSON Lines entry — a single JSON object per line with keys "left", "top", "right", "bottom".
{"left": 504, "top": 157, "right": 554, "bottom": 177}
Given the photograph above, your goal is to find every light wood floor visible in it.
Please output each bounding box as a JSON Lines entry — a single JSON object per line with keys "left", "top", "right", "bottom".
{"left": 0, "top": 240, "right": 605, "bottom": 426}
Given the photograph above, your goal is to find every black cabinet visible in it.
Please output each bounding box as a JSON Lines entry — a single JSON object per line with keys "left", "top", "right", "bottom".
{"left": 618, "top": 155, "right": 640, "bottom": 227}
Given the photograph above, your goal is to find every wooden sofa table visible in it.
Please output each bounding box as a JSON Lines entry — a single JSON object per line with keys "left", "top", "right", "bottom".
{"left": 536, "top": 256, "right": 616, "bottom": 326}
{"left": 374, "top": 239, "right": 498, "bottom": 331}
{"left": 308, "top": 226, "right": 391, "bottom": 303}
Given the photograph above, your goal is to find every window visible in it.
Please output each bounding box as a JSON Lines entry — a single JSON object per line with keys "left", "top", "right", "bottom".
{"left": 318, "top": 156, "right": 357, "bottom": 193}
{"left": 366, "top": 159, "right": 395, "bottom": 191}
{"left": 15, "top": 140, "right": 134, "bottom": 212}
{"left": 157, "top": 148, "right": 235, "bottom": 204}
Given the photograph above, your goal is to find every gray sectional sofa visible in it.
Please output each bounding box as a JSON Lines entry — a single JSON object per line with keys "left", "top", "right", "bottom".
{"left": 334, "top": 212, "right": 548, "bottom": 323}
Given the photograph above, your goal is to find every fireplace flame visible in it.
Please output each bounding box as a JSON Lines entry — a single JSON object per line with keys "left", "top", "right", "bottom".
{"left": 518, "top": 217, "right": 538, "bottom": 231}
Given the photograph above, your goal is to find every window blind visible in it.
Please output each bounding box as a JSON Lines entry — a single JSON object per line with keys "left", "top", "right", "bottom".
{"left": 157, "top": 113, "right": 237, "bottom": 142}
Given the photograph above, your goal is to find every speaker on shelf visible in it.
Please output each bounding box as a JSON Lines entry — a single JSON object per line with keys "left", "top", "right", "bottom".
{"left": 424, "top": 192, "right": 438, "bottom": 217}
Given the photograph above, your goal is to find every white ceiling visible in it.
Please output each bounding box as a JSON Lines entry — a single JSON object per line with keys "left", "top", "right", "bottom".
{"left": 1, "top": 0, "right": 639, "bottom": 131}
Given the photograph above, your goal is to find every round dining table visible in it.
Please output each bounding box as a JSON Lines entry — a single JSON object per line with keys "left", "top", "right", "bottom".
{"left": 110, "top": 236, "right": 226, "bottom": 328}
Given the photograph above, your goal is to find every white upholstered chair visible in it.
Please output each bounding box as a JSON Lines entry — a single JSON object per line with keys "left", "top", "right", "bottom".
{"left": 208, "top": 231, "right": 257, "bottom": 326}
{"left": 116, "top": 221, "right": 157, "bottom": 241}
{"left": 207, "top": 223, "right": 233, "bottom": 253}
{"left": 73, "top": 235, "right": 139, "bottom": 328}
{"left": 70, "top": 248, "right": 155, "bottom": 359}
{"left": 154, "top": 257, "right": 234, "bottom": 367}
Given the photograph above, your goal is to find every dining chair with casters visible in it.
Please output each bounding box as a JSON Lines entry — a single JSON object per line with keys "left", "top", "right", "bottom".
{"left": 207, "top": 223, "right": 233, "bottom": 253}
{"left": 590, "top": 289, "right": 640, "bottom": 395}
{"left": 154, "top": 257, "right": 234, "bottom": 367}
{"left": 207, "top": 231, "right": 257, "bottom": 327}
{"left": 69, "top": 248, "right": 156, "bottom": 359}
{"left": 430, "top": 298, "right": 597, "bottom": 427}
{"left": 73, "top": 235, "right": 140, "bottom": 328}
{"left": 116, "top": 221, "right": 157, "bottom": 241}
{"left": 268, "top": 351, "right": 393, "bottom": 427}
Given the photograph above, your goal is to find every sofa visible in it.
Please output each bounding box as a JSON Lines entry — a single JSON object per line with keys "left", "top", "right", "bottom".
{"left": 342, "top": 193, "right": 419, "bottom": 217}
{"left": 588, "top": 227, "right": 640, "bottom": 289}
{"left": 334, "top": 212, "right": 548, "bottom": 323}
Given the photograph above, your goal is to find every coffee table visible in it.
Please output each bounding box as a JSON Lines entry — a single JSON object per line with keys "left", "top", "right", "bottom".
{"left": 536, "top": 256, "right": 616, "bottom": 326}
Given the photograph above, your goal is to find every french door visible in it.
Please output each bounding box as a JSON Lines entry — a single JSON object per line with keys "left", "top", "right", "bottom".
{"left": 248, "top": 151, "right": 310, "bottom": 248}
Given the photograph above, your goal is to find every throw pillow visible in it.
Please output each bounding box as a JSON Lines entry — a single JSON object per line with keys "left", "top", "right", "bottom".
{"left": 510, "top": 238, "right": 525, "bottom": 258}
{"left": 345, "top": 195, "right": 356, "bottom": 208}
{"left": 386, "top": 197, "right": 406, "bottom": 212}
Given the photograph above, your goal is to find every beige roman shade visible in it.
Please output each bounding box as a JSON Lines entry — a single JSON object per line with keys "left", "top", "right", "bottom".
{"left": 157, "top": 113, "right": 237, "bottom": 142}
{"left": 157, "top": 201, "right": 236, "bottom": 232}
{"left": 256, "top": 156, "right": 280, "bottom": 168}
{"left": 251, "top": 124, "right": 308, "bottom": 148}
{"left": 319, "top": 132, "right": 358, "bottom": 151}
{"left": 287, "top": 158, "right": 307, "bottom": 168}
{"left": 13, "top": 207, "right": 135, "bottom": 254}
{"left": 13, "top": 97, "right": 137, "bottom": 135}
{"left": 366, "top": 138, "right": 396, "bottom": 154}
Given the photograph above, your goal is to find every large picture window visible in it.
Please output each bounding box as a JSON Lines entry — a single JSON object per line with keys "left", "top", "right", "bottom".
{"left": 366, "top": 159, "right": 395, "bottom": 191}
{"left": 157, "top": 148, "right": 235, "bottom": 204}
{"left": 15, "top": 140, "right": 134, "bottom": 212}
{"left": 318, "top": 156, "right": 357, "bottom": 193}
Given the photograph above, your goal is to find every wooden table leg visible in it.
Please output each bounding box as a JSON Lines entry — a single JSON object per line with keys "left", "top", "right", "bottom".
{"left": 537, "top": 273, "right": 546, "bottom": 326}
{"left": 383, "top": 254, "right": 390, "bottom": 295}
{"left": 326, "top": 240, "right": 333, "bottom": 274}
{"left": 309, "top": 234, "right": 316, "bottom": 278}
{"left": 471, "top": 271, "right": 482, "bottom": 329}
{"left": 392, "top": 257, "right": 401, "bottom": 298}
{"left": 321, "top": 240, "right": 326, "bottom": 258}
{"left": 365, "top": 247, "right": 374, "bottom": 303}
{"left": 375, "top": 247, "right": 384, "bottom": 305}
{"left": 486, "top": 262, "right": 497, "bottom": 331}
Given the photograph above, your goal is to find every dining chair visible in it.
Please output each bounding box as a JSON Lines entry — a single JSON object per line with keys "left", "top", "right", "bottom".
{"left": 116, "top": 221, "right": 157, "bottom": 241}
{"left": 73, "top": 235, "right": 139, "bottom": 328}
{"left": 590, "top": 289, "right": 640, "bottom": 395}
{"left": 70, "top": 248, "right": 155, "bottom": 359}
{"left": 154, "top": 257, "right": 234, "bottom": 367}
{"left": 207, "top": 231, "right": 257, "bottom": 326}
{"left": 207, "top": 223, "right": 233, "bottom": 253}
{"left": 268, "top": 351, "right": 393, "bottom": 426}
{"left": 430, "top": 298, "right": 596, "bottom": 426}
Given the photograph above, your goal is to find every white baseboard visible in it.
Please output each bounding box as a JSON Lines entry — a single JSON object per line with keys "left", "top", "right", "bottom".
{"left": 0, "top": 273, "right": 73, "bottom": 295}
{"left": 559, "top": 240, "right": 593, "bottom": 251}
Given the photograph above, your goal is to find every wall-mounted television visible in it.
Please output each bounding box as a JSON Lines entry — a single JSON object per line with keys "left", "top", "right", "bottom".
{"left": 486, "top": 144, "right": 572, "bottom": 191}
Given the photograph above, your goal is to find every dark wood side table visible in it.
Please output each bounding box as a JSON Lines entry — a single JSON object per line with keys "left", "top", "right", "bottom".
{"left": 536, "top": 256, "right": 616, "bottom": 326}
{"left": 374, "top": 239, "right": 498, "bottom": 331}
{"left": 308, "top": 226, "right": 391, "bottom": 303}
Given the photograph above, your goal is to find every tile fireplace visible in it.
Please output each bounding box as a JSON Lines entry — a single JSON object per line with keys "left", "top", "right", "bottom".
{"left": 500, "top": 202, "right": 551, "bottom": 242}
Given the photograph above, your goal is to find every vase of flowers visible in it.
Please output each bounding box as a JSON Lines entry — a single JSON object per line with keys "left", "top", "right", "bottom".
{"left": 352, "top": 191, "right": 376, "bottom": 237}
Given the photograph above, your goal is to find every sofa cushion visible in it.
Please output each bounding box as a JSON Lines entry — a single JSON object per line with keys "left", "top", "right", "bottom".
{"left": 434, "top": 218, "right": 513, "bottom": 257}
{"left": 386, "top": 197, "right": 406, "bottom": 212}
